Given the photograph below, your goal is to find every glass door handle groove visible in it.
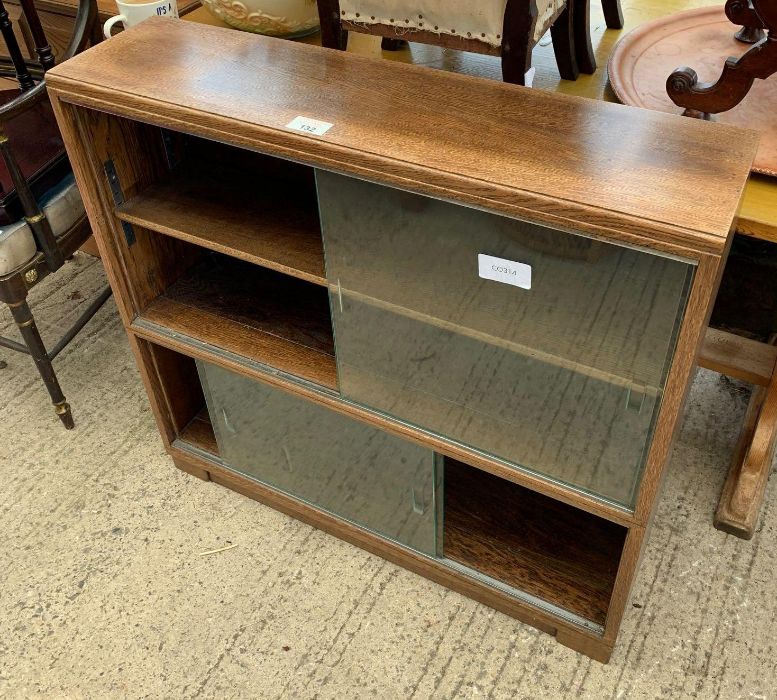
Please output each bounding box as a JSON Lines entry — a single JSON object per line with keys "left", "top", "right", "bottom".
{"left": 411, "top": 487, "right": 426, "bottom": 515}
{"left": 282, "top": 445, "right": 294, "bottom": 473}
{"left": 625, "top": 386, "right": 646, "bottom": 413}
{"left": 222, "top": 409, "right": 237, "bottom": 434}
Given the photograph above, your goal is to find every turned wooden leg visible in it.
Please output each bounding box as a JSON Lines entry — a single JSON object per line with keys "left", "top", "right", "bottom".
{"left": 501, "top": 0, "right": 537, "bottom": 85}
{"left": 715, "top": 367, "right": 777, "bottom": 539}
{"left": 381, "top": 37, "right": 406, "bottom": 51}
{"left": 317, "top": 0, "right": 348, "bottom": 50}
{"left": 550, "top": 2, "right": 580, "bottom": 81}
{"left": 9, "top": 298, "right": 74, "bottom": 429}
{"left": 726, "top": 0, "right": 767, "bottom": 43}
{"left": 601, "top": 0, "right": 624, "bottom": 30}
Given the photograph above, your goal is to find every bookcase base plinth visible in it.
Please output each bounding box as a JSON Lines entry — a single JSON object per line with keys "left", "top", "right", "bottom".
{"left": 167, "top": 446, "right": 614, "bottom": 663}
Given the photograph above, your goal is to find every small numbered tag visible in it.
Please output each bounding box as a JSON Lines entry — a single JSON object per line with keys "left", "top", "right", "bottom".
{"left": 478, "top": 254, "right": 532, "bottom": 290}
{"left": 286, "top": 116, "right": 334, "bottom": 136}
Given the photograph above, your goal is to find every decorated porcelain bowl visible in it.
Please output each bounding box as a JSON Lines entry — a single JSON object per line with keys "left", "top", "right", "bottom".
{"left": 203, "top": 0, "right": 319, "bottom": 37}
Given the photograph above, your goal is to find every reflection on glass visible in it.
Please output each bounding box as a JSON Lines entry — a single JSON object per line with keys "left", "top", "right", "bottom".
{"left": 197, "top": 360, "right": 441, "bottom": 556}
{"left": 317, "top": 170, "right": 695, "bottom": 507}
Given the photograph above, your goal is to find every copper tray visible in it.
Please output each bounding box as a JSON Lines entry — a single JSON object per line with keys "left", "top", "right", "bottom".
{"left": 608, "top": 5, "right": 777, "bottom": 177}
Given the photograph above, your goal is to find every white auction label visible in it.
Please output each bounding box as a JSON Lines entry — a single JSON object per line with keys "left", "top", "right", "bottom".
{"left": 478, "top": 254, "right": 532, "bottom": 290}
{"left": 286, "top": 116, "right": 334, "bottom": 136}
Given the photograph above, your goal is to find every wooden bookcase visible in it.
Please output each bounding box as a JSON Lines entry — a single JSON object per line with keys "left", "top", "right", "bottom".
{"left": 46, "top": 18, "right": 757, "bottom": 662}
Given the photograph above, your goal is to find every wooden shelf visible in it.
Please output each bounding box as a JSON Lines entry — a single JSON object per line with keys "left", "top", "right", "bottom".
{"left": 444, "top": 459, "right": 626, "bottom": 625}
{"left": 179, "top": 406, "right": 218, "bottom": 456}
{"left": 139, "top": 253, "right": 338, "bottom": 390}
{"left": 117, "top": 166, "right": 326, "bottom": 286}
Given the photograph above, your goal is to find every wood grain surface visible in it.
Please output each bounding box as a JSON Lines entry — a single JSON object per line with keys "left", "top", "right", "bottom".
{"left": 715, "top": 360, "right": 777, "bottom": 539}
{"left": 318, "top": 169, "right": 693, "bottom": 393}
{"left": 444, "top": 459, "right": 626, "bottom": 625}
{"left": 129, "top": 317, "right": 637, "bottom": 528}
{"left": 699, "top": 327, "right": 777, "bottom": 387}
{"left": 169, "top": 444, "right": 615, "bottom": 662}
{"left": 183, "top": 0, "right": 777, "bottom": 244}
{"left": 117, "top": 145, "right": 326, "bottom": 286}
{"left": 608, "top": 5, "right": 777, "bottom": 176}
{"left": 179, "top": 406, "right": 218, "bottom": 455}
{"left": 46, "top": 17, "right": 757, "bottom": 252}
{"left": 140, "top": 254, "right": 338, "bottom": 390}
{"left": 146, "top": 340, "right": 206, "bottom": 435}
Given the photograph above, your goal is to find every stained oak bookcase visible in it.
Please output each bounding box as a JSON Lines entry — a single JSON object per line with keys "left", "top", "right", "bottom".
{"left": 46, "top": 18, "right": 757, "bottom": 661}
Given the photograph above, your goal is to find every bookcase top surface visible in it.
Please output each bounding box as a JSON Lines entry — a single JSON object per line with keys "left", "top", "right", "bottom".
{"left": 47, "top": 17, "right": 758, "bottom": 253}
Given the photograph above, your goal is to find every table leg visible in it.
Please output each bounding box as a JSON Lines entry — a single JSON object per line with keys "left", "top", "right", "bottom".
{"left": 715, "top": 367, "right": 777, "bottom": 539}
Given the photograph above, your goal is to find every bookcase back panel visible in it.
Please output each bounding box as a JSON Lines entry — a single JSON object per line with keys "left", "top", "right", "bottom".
{"left": 318, "top": 171, "right": 696, "bottom": 507}
{"left": 197, "top": 360, "right": 442, "bottom": 556}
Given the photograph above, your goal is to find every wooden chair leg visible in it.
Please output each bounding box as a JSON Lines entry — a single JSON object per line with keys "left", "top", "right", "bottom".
{"left": 317, "top": 0, "right": 348, "bottom": 50}
{"left": 550, "top": 3, "right": 580, "bottom": 81}
{"left": 601, "top": 0, "right": 624, "bottom": 30}
{"left": 573, "top": 0, "right": 596, "bottom": 74}
{"left": 8, "top": 298, "right": 74, "bottom": 429}
{"left": 501, "top": 0, "right": 537, "bottom": 85}
{"left": 381, "top": 37, "right": 407, "bottom": 51}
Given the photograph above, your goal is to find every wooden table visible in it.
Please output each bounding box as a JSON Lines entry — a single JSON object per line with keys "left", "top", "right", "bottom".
{"left": 184, "top": 1, "right": 777, "bottom": 539}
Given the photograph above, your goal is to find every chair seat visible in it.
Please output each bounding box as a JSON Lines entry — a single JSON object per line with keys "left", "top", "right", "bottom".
{"left": 339, "top": 0, "right": 563, "bottom": 46}
{"left": 0, "top": 173, "right": 85, "bottom": 276}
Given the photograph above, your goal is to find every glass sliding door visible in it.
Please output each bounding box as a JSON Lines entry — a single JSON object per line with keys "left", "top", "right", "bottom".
{"left": 317, "top": 170, "right": 695, "bottom": 508}
{"left": 197, "top": 360, "right": 442, "bottom": 556}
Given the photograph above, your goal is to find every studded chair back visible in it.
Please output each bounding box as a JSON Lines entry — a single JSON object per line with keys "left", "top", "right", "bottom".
{"left": 318, "top": 0, "right": 588, "bottom": 86}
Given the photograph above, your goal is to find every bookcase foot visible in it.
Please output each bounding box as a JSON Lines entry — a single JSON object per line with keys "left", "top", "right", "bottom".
{"left": 555, "top": 628, "right": 613, "bottom": 663}
{"left": 172, "top": 455, "right": 211, "bottom": 482}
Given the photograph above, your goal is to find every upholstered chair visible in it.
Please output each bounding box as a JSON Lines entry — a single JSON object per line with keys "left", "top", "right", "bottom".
{"left": 317, "top": 0, "right": 597, "bottom": 85}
